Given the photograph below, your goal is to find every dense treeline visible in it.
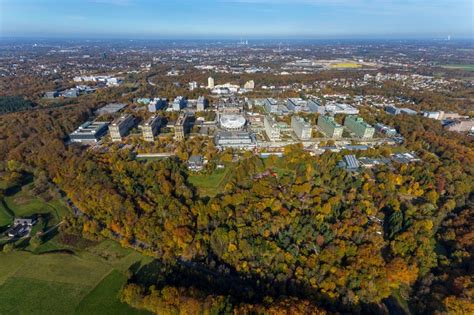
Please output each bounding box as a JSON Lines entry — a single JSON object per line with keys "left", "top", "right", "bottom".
{"left": 57, "top": 117, "right": 472, "bottom": 313}
{"left": 0, "top": 86, "right": 472, "bottom": 313}
{"left": 121, "top": 284, "right": 327, "bottom": 314}
{"left": 0, "top": 96, "right": 35, "bottom": 114}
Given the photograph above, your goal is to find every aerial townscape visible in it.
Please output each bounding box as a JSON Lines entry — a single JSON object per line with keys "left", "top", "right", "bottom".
{"left": 0, "top": 0, "right": 473, "bottom": 314}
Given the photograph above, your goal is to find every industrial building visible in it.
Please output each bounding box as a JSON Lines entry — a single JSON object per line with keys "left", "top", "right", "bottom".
{"left": 264, "top": 115, "right": 281, "bottom": 141}
{"left": 215, "top": 131, "right": 257, "bottom": 150}
{"left": 287, "top": 98, "right": 307, "bottom": 112}
{"left": 385, "top": 105, "right": 401, "bottom": 115}
{"left": 308, "top": 100, "right": 325, "bottom": 114}
{"left": 69, "top": 121, "right": 109, "bottom": 144}
{"left": 96, "top": 103, "right": 127, "bottom": 116}
{"left": 325, "top": 103, "right": 359, "bottom": 115}
{"left": 264, "top": 98, "right": 279, "bottom": 114}
{"left": 291, "top": 116, "right": 312, "bottom": 140}
{"left": 140, "top": 116, "right": 162, "bottom": 142}
{"left": 385, "top": 105, "right": 417, "bottom": 116}
{"left": 109, "top": 115, "right": 135, "bottom": 142}
{"left": 344, "top": 116, "right": 375, "bottom": 139}
{"left": 444, "top": 119, "right": 474, "bottom": 132}
{"left": 317, "top": 116, "right": 343, "bottom": 139}
{"left": 339, "top": 155, "right": 360, "bottom": 170}
{"left": 375, "top": 123, "right": 397, "bottom": 136}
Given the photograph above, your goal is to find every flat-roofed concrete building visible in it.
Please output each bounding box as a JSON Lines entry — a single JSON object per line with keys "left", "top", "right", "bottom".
{"left": 317, "top": 116, "right": 343, "bottom": 139}
{"left": 69, "top": 121, "right": 109, "bottom": 144}
{"left": 264, "top": 115, "right": 281, "bottom": 141}
{"left": 444, "top": 119, "right": 474, "bottom": 132}
{"left": 287, "top": 98, "right": 307, "bottom": 112}
{"left": 96, "top": 103, "right": 127, "bottom": 115}
{"left": 308, "top": 100, "right": 325, "bottom": 114}
{"left": 340, "top": 155, "right": 360, "bottom": 170}
{"left": 375, "top": 123, "right": 397, "bottom": 136}
{"left": 109, "top": 115, "right": 135, "bottom": 142}
{"left": 140, "top": 116, "right": 162, "bottom": 142}
{"left": 344, "top": 116, "right": 375, "bottom": 139}
{"left": 215, "top": 131, "right": 257, "bottom": 150}
{"left": 264, "top": 98, "right": 279, "bottom": 114}
{"left": 291, "top": 116, "right": 312, "bottom": 140}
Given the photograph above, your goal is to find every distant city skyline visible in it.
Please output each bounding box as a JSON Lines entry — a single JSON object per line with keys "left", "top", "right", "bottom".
{"left": 0, "top": 0, "right": 473, "bottom": 39}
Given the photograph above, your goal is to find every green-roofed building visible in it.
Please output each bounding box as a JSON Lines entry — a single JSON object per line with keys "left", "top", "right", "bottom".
{"left": 344, "top": 115, "right": 375, "bottom": 139}
{"left": 317, "top": 115, "right": 343, "bottom": 139}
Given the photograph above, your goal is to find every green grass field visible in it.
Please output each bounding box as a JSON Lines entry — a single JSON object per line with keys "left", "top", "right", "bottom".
{"left": 440, "top": 64, "right": 474, "bottom": 72}
{"left": 76, "top": 270, "right": 148, "bottom": 315}
{"left": 0, "top": 188, "right": 69, "bottom": 229}
{"left": 0, "top": 202, "right": 14, "bottom": 227}
{"left": 188, "top": 166, "right": 233, "bottom": 197}
{"left": 0, "top": 238, "right": 151, "bottom": 314}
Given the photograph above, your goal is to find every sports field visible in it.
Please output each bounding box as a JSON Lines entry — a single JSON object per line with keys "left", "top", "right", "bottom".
{"left": 330, "top": 62, "right": 362, "bottom": 69}
{"left": 0, "top": 239, "right": 151, "bottom": 314}
{"left": 440, "top": 64, "right": 474, "bottom": 72}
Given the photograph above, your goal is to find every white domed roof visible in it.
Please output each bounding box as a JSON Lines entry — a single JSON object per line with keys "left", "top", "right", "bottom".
{"left": 220, "top": 114, "right": 246, "bottom": 130}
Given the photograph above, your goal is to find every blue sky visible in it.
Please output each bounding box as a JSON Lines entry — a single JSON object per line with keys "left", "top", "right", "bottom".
{"left": 0, "top": 0, "right": 472, "bottom": 39}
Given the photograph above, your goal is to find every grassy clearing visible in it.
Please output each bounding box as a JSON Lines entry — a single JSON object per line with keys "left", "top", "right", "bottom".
{"left": 0, "top": 276, "right": 92, "bottom": 315}
{"left": 0, "top": 251, "right": 31, "bottom": 285}
{"left": 14, "top": 252, "right": 111, "bottom": 286}
{"left": 2, "top": 188, "right": 68, "bottom": 231}
{"left": 76, "top": 270, "right": 148, "bottom": 315}
{"left": 440, "top": 64, "right": 474, "bottom": 72}
{"left": 0, "top": 239, "right": 151, "bottom": 314}
{"left": 188, "top": 165, "right": 233, "bottom": 197}
{"left": 0, "top": 202, "right": 14, "bottom": 227}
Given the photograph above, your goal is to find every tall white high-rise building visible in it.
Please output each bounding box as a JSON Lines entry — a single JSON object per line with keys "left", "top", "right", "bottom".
{"left": 208, "top": 77, "right": 215, "bottom": 89}
{"left": 244, "top": 80, "right": 255, "bottom": 90}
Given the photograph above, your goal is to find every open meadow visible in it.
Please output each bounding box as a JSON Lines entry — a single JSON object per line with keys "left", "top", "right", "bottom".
{"left": 0, "top": 238, "right": 151, "bottom": 314}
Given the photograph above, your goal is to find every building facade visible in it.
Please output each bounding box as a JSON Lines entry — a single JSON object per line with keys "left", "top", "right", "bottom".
{"left": 308, "top": 100, "right": 325, "bottom": 114}
{"left": 148, "top": 98, "right": 167, "bottom": 112}
{"left": 244, "top": 80, "right": 255, "bottom": 90}
{"left": 172, "top": 96, "right": 187, "bottom": 111}
{"left": 264, "top": 98, "right": 279, "bottom": 114}
{"left": 175, "top": 113, "right": 189, "bottom": 140}
{"left": 291, "top": 116, "right": 312, "bottom": 140}
{"left": 344, "top": 116, "right": 375, "bottom": 139}
{"left": 264, "top": 115, "right": 281, "bottom": 141}
{"left": 141, "top": 116, "right": 162, "bottom": 142}
{"left": 317, "top": 116, "right": 344, "bottom": 139}
{"left": 208, "top": 77, "right": 215, "bottom": 89}
{"left": 197, "top": 96, "right": 208, "bottom": 111}
{"left": 109, "top": 115, "right": 135, "bottom": 142}
{"left": 287, "top": 98, "right": 307, "bottom": 112}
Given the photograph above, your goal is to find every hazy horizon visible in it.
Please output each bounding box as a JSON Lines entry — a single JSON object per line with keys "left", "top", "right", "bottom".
{"left": 1, "top": 0, "right": 472, "bottom": 39}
